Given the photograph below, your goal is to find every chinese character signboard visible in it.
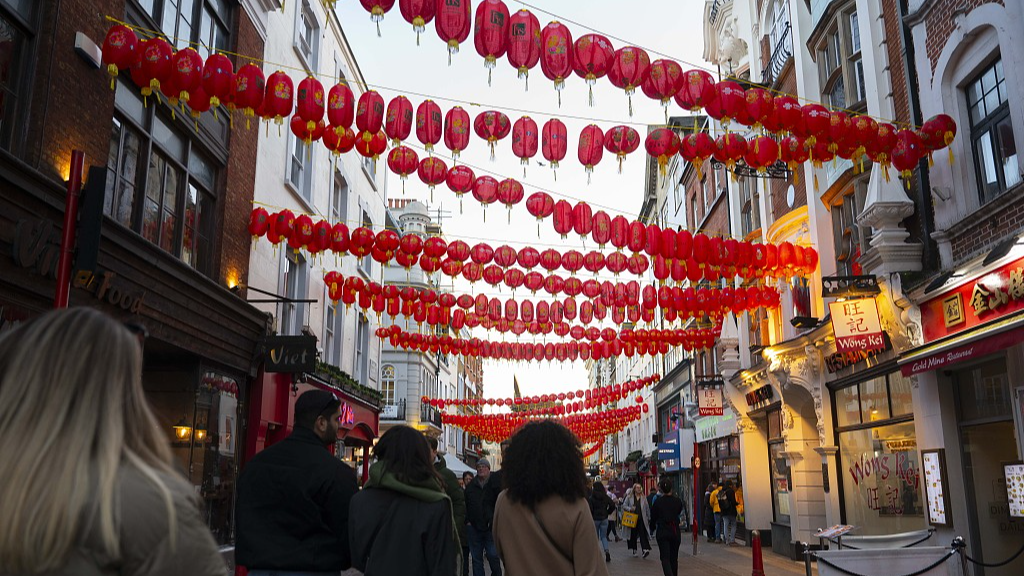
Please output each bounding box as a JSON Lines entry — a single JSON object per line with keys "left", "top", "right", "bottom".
{"left": 829, "top": 299, "right": 886, "bottom": 353}
{"left": 697, "top": 385, "right": 724, "bottom": 416}
{"left": 922, "top": 449, "right": 952, "bottom": 526}
{"left": 921, "top": 255, "right": 1024, "bottom": 342}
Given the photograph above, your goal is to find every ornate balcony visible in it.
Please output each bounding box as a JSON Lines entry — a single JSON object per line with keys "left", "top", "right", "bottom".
{"left": 381, "top": 399, "right": 406, "bottom": 420}
{"left": 761, "top": 23, "right": 793, "bottom": 87}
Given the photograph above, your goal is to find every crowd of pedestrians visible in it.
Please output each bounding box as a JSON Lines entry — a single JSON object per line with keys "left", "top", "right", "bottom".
{"left": 0, "top": 309, "right": 728, "bottom": 576}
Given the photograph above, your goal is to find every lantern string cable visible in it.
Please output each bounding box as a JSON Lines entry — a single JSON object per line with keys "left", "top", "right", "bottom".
{"left": 103, "top": 15, "right": 918, "bottom": 131}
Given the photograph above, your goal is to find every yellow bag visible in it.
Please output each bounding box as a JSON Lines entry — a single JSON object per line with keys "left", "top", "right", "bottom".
{"left": 620, "top": 511, "right": 639, "bottom": 528}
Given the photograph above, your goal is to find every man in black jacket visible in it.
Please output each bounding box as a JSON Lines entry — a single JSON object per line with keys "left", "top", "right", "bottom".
{"left": 464, "top": 458, "right": 502, "bottom": 576}
{"left": 235, "top": 389, "right": 358, "bottom": 575}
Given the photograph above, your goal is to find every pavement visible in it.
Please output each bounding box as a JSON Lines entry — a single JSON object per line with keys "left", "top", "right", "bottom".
{"left": 341, "top": 536, "right": 817, "bottom": 576}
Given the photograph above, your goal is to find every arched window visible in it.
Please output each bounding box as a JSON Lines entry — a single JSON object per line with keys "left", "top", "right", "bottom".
{"left": 381, "top": 365, "right": 396, "bottom": 405}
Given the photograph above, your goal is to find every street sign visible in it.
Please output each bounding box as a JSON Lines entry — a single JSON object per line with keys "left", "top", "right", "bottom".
{"left": 694, "top": 457, "right": 701, "bottom": 468}
{"left": 658, "top": 442, "right": 680, "bottom": 460}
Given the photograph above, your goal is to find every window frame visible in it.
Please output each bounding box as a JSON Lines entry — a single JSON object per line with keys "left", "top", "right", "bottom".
{"left": 966, "top": 57, "right": 1020, "bottom": 203}
{"left": 359, "top": 209, "right": 374, "bottom": 277}
{"left": 280, "top": 251, "right": 308, "bottom": 335}
{"left": 136, "top": 0, "right": 231, "bottom": 56}
{"left": 830, "top": 177, "right": 870, "bottom": 277}
{"left": 356, "top": 312, "right": 370, "bottom": 384}
{"left": 294, "top": 0, "right": 320, "bottom": 72}
{"left": 381, "top": 364, "right": 396, "bottom": 405}
{"left": 816, "top": 4, "right": 866, "bottom": 113}
{"left": 0, "top": 2, "right": 33, "bottom": 155}
{"left": 286, "top": 131, "right": 314, "bottom": 203}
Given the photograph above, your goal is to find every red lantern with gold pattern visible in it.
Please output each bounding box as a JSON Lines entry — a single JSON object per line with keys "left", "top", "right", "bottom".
{"left": 542, "top": 118, "right": 568, "bottom": 178}
{"left": 773, "top": 96, "right": 802, "bottom": 134}
{"left": 745, "top": 88, "right": 775, "bottom": 131}
{"left": 136, "top": 37, "right": 173, "bottom": 99}
{"left": 714, "top": 133, "right": 748, "bottom": 171}
{"left": 474, "top": 110, "right": 511, "bottom": 159}
{"left": 418, "top": 156, "right": 448, "bottom": 201}
{"left": 400, "top": 0, "right": 436, "bottom": 44}
{"left": 674, "top": 69, "right": 715, "bottom": 111}
{"left": 263, "top": 70, "right": 293, "bottom": 125}
{"left": 355, "top": 130, "right": 387, "bottom": 164}
{"left": 436, "top": 0, "right": 472, "bottom": 62}
{"left": 518, "top": 247, "right": 540, "bottom": 269}
{"left": 710, "top": 81, "right": 746, "bottom": 127}
{"left": 248, "top": 207, "right": 270, "bottom": 239}
{"left": 102, "top": 24, "right": 139, "bottom": 89}
{"left": 497, "top": 178, "right": 525, "bottom": 222}
{"left": 572, "top": 33, "right": 615, "bottom": 105}
{"left": 167, "top": 48, "right": 203, "bottom": 108}
{"left": 745, "top": 136, "right": 780, "bottom": 175}
{"left": 296, "top": 76, "right": 326, "bottom": 136}
{"left": 680, "top": 131, "right": 716, "bottom": 179}
{"left": 828, "top": 110, "right": 852, "bottom": 154}
{"left": 610, "top": 215, "right": 630, "bottom": 252}
{"left": 512, "top": 116, "right": 539, "bottom": 174}
{"left": 291, "top": 214, "right": 315, "bottom": 253}
{"left": 474, "top": 0, "right": 511, "bottom": 84}
{"left": 384, "top": 95, "right": 414, "bottom": 146}
{"left": 801, "top": 104, "right": 831, "bottom": 149}
{"left": 641, "top": 59, "right": 684, "bottom": 117}
{"left": 387, "top": 146, "right": 419, "bottom": 192}
{"left": 290, "top": 114, "right": 325, "bottom": 144}
{"left": 201, "top": 53, "right": 233, "bottom": 117}
{"left": 506, "top": 9, "right": 541, "bottom": 88}
{"left": 608, "top": 46, "right": 651, "bottom": 116}
{"left": 540, "top": 21, "right": 574, "bottom": 101}
{"left": 473, "top": 176, "right": 500, "bottom": 221}
{"left": 604, "top": 125, "right": 640, "bottom": 173}
{"left": 446, "top": 165, "right": 476, "bottom": 212}
{"left": 627, "top": 221, "right": 647, "bottom": 254}
{"left": 552, "top": 199, "right": 574, "bottom": 239}
{"left": 360, "top": 0, "right": 396, "bottom": 35}
{"left": 415, "top": 99, "right": 442, "bottom": 151}
{"left": 646, "top": 128, "right": 681, "bottom": 177}
{"left": 356, "top": 90, "right": 386, "bottom": 138}
{"left": 920, "top": 114, "right": 957, "bottom": 165}
{"left": 780, "top": 135, "right": 809, "bottom": 179}
{"left": 867, "top": 122, "right": 898, "bottom": 174}
{"left": 444, "top": 106, "right": 472, "bottom": 159}
{"left": 327, "top": 82, "right": 355, "bottom": 133}
{"left": 591, "top": 210, "right": 612, "bottom": 248}
{"left": 573, "top": 202, "right": 593, "bottom": 240}
{"left": 526, "top": 191, "right": 554, "bottom": 236}
{"left": 578, "top": 124, "right": 604, "bottom": 182}
{"left": 269, "top": 210, "right": 295, "bottom": 246}
{"left": 891, "top": 129, "right": 924, "bottom": 185}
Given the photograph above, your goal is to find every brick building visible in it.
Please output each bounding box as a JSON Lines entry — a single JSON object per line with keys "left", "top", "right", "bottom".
{"left": 0, "top": 0, "right": 271, "bottom": 564}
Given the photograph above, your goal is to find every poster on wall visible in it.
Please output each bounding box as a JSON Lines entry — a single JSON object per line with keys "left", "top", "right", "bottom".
{"left": 922, "top": 449, "right": 951, "bottom": 526}
{"left": 829, "top": 299, "right": 886, "bottom": 352}
{"left": 1006, "top": 463, "right": 1024, "bottom": 518}
{"left": 697, "top": 385, "right": 724, "bottom": 416}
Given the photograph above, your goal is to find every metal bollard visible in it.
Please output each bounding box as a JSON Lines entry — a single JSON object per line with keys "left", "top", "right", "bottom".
{"left": 952, "top": 536, "right": 968, "bottom": 576}
{"left": 751, "top": 530, "right": 765, "bottom": 576}
{"left": 803, "top": 542, "right": 814, "bottom": 576}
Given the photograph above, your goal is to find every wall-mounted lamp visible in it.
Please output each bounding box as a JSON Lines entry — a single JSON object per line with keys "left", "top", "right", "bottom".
{"left": 172, "top": 418, "right": 192, "bottom": 441}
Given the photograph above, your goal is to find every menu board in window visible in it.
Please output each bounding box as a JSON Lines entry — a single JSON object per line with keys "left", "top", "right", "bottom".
{"left": 921, "top": 449, "right": 951, "bottom": 526}
{"left": 1006, "top": 463, "right": 1024, "bottom": 518}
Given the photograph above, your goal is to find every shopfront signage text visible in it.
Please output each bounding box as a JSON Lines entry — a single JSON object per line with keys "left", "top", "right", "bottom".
{"left": 696, "top": 414, "right": 736, "bottom": 442}
{"left": 72, "top": 270, "right": 146, "bottom": 313}
{"left": 339, "top": 401, "right": 356, "bottom": 426}
{"left": 921, "top": 255, "right": 1024, "bottom": 342}
{"left": 829, "top": 299, "right": 885, "bottom": 353}
{"left": 697, "top": 385, "right": 724, "bottom": 416}
{"left": 847, "top": 451, "right": 920, "bottom": 516}
{"left": 745, "top": 385, "right": 774, "bottom": 407}
{"left": 263, "top": 335, "right": 317, "bottom": 373}
{"left": 824, "top": 336, "right": 891, "bottom": 373}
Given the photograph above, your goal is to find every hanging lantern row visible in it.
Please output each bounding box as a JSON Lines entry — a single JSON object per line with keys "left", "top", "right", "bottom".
{"left": 101, "top": 23, "right": 956, "bottom": 188}
{"left": 443, "top": 405, "right": 644, "bottom": 444}
{"left": 583, "top": 441, "right": 603, "bottom": 458}
{"left": 422, "top": 374, "right": 659, "bottom": 410}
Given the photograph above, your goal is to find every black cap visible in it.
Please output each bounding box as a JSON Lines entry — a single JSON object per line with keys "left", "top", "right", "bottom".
{"left": 295, "top": 389, "right": 341, "bottom": 421}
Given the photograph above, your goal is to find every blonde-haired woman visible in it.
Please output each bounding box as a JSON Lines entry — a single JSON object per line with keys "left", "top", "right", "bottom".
{"left": 621, "top": 483, "right": 653, "bottom": 558}
{"left": 0, "top": 308, "right": 226, "bottom": 575}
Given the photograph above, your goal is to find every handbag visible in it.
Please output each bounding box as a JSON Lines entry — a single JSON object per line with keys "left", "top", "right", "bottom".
{"left": 620, "top": 511, "right": 639, "bottom": 528}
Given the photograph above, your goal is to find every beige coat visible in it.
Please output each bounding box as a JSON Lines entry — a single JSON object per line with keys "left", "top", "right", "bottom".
{"left": 33, "top": 467, "right": 227, "bottom": 576}
{"left": 493, "top": 491, "right": 609, "bottom": 576}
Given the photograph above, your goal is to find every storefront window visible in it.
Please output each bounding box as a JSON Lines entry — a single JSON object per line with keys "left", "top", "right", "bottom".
{"left": 770, "top": 441, "right": 791, "bottom": 524}
{"left": 957, "top": 360, "right": 1012, "bottom": 421}
{"left": 836, "top": 385, "right": 860, "bottom": 427}
{"left": 832, "top": 370, "right": 909, "bottom": 426}
{"left": 838, "top": 421, "right": 924, "bottom": 534}
{"left": 889, "top": 372, "right": 914, "bottom": 417}
{"left": 860, "top": 376, "right": 890, "bottom": 423}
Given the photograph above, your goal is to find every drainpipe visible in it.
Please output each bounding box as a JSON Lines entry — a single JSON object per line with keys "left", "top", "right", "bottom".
{"left": 899, "top": 0, "right": 937, "bottom": 271}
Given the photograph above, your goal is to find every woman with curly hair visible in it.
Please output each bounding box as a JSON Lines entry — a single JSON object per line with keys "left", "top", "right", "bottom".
{"left": 493, "top": 420, "right": 609, "bottom": 576}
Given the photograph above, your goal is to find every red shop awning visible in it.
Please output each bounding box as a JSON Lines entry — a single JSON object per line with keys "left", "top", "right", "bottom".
{"left": 900, "top": 310, "right": 1024, "bottom": 376}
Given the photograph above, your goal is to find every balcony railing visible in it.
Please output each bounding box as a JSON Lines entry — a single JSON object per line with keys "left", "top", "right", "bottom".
{"left": 709, "top": 0, "right": 725, "bottom": 24}
{"left": 761, "top": 23, "right": 793, "bottom": 87}
{"left": 420, "top": 403, "right": 443, "bottom": 429}
{"left": 381, "top": 399, "right": 406, "bottom": 420}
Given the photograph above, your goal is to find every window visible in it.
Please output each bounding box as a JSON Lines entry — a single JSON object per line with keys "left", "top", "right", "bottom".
{"left": 333, "top": 174, "right": 349, "bottom": 226}
{"left": 768, "top": 0, "right": 791, "bottom": 56}
{"left": 690, "top": 195, "right": 700, "bottom": 229}
{"left": 831, "top": 179, "right": 870, "bottom": 276}
{"left": 0, "top": 3, "right": 31, "bottom": 153}
{"left": 295, "top": 0, "right": 320, "bottom": 70}
{"left": 356, "top": 312, "right": 369, "bottom": 383}
{"left": 324, "top": 299, "right": 344, "bottom": 366}
{"left": 288, "top": 132, "right": 313, "bottom": 201}
{"left": 381, "top": 364, "right": 396, "bottom": 404}
{"left": 748, "top": 307, "right": 768, "bottom": 365}
{"left": 739, "top": 178, "right": 760, "bottom": 236}
{"left": 967, "top": 58, "right": 1021, "bottom": 202}
{"left": 280, "top": 252, "right": 308, "bottom": 335}
{"left": 832, "top": 370, "right": 914, "bottom": 428}
{"left": 106, "top": 83, "right": 217, "bottom": 275}
{"left": 142, "top": 0, "right": 230, "bottom": 57}
{"left": 360, "top": 210, "right": 373, "bottom": 276}
{"left": 791, "top": 277, "right": 811, "bottom": 319}
{"left": 674, "top": 179, "right": 684, "bottom": 212}
{"left": 817, "top": 6, "right": 865, "bottom": 110}
{"left": 363, "top": 154, "right": 377, "bottom": 182}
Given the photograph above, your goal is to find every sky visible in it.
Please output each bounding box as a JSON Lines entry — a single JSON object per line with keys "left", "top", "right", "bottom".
{"left": 334, "top": 0, "right": 710, "bottom": 402}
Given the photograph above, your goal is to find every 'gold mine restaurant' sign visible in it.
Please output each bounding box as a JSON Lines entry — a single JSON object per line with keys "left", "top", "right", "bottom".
{"left": 920, "top": 255, "right": 1024, "bottom": 342}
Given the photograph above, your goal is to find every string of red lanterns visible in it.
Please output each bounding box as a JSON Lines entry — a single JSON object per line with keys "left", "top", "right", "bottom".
{"left": 442, "top": 405, "right": 644, "bottom": 444}
{"left": 422, "top": 374, "right": 659, "bottom": 411}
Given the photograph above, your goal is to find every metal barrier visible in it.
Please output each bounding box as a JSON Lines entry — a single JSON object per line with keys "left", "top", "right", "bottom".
{"left": 824, "top": 528, "right": 935, "bottom": 550}
{"left": 801, "top": 537, "right": 1024, "bottom": 576}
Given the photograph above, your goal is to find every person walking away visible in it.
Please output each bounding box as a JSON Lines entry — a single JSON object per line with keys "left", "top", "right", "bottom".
{"left": 701, "top": 481, "right": 717, "bottom": 542}
{"left": 588, "top": 481, "right": 616, "bottom": 562}
{"left": 465, "top": 458, "right": 503, "bottom": 576}
{"left": 0, "top": 308, "right": 226, "bottom": 576}
{"left": 718, "top": 480, "right": 740, "bottom": 546}
{"left": 623, "top": 483, "right": 653, "bottom": 558}
{"left": 647, "top": 487, "right": 660, "bottom": 510}
{"left": 493, "top": 420, "right": 610, "bottom": 576}
{"left": 650, "top": 480, "right": 684, "bottom": 576}
{"left": 606, "top": 492, "right": 622, "bottom": 542}
{"left": 428, "top": 435, "right": 467, "bottom": 575}
{"left": 349, "top": 425, "right": 458, "bottom": 575}
{"left": 236, "top": 389, "right": 358, "bottom": 575}
{"left": 710, "top": 481, "right": 724, "bottom": 543}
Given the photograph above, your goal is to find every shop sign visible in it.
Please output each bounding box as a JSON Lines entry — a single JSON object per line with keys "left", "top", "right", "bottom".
{"left": 745, "top": 384, "right": 774, "bottom": 407}
{"left": 847, "top": 450, "right": 920, "bottom": 515}
{"left": 263, "top": 335, "right": 317, "bottom": 373}
{"left": 901, "top": 328, "right": 1024, "bottom": 376}
{"left": 695, "top": 414, "right": 736, "bottom": 442}
{"left": 825, "top": 335, "right": 892, "bottom": 373}
{"left": 697, "top": 384, "right": 723, "bottom": 416}
{"left": 922, "top": 449, "right": 952, "bottom": 526}
{"left": 339, "top": 401, "right": 356, "bottom": 426}
{"left": 921, "top": 255, "right": 1024, "bottom": 342}
{"left": 1006, "top": 463, "right": 1024, "bottom": 518}
{"left": 829, "top": 299, "right": 885, "bottom": 352}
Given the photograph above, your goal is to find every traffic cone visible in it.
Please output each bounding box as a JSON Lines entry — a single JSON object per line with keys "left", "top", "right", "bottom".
{"left": 751, "top": 530, "right": 765, "bottom": 576}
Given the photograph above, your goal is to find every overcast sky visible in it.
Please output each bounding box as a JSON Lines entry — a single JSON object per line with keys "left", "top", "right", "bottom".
{"left": 334, "top": 0, "right": 710, "bottom": 402}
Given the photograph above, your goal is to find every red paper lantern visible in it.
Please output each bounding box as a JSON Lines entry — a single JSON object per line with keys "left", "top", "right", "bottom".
{"left": 578, "top": 124, "right": 604, "bottom": 181}
{"left": 444, "top": 106, "right": 472, "bottom": 159}
{"left": 136, "top": 37, "right": 173, "bottom": 99}
{"left": 354, "top": 130, "right": 387, "bottom": 164}
{"left": 506, "top": 9, "right": 542, "bottom": 87}
{"left": 264, "top": 70, "right": 294, "bottom": 125}
{"left": 891, "top": 129, "right": 924, "bottom": 184}
{"left": 526, "top": 191, "right": 555, "bottom": 235}
{"left": 446, "top": 164, "right": 476, "bottom": 211}
{"left": 474, "top": 0, "right": 511, "bottom": 84}
{"left": 269, "top": 210, "right": 295, "bottom": 246}
{"left": 473, "top": 175, "right": 500, "bottom": 220}
{"left": 497, "top": 178, "right": 525, "bottom": 222}
{"left": 772, "top": 96, "right": 802, "bottom": 134}
{"left": 248, "top": 207, "right": 270, "bottom": 239}
{"left": 745, "top": 88, "right": 775, "bottom": 131}
{"left": 607, "top": 46, "right": 651, "bottom": 116}
{"left": 399, "top": 0, "right": 436, "bottom": 43}
{"left": 801, "top": 104, "right": 831, "bottom": 149}
{"left": 919, "top": 114, "right": 957, "bottom": 164}
{"left": 680, "top": 131, "right": 716, "bottom": 179}
{"left": 294, "top": 76, "right": 326, "bottom": 137}
{"left": 710, "top": 81, "right": 746, "bottom": 127}
{"left": 572, "top": 33, "right": 614, "bottom": 105}
{"left": 291, "top": 115, "right": 325, "bottom": 145}
{"left": 517, "top": 247, "right": 540, "bottom": 269}
{"left": 410, "top": 99, "right": 441, "bottom": 151}
{"left": 186, "top": 86, "right": 212, "bottom": 123}
{"left": 610, "top": 215, "right": 630, "bottom": 252}
{"left": 102, "top": 25, "right": 139, "bottom": 89}
{"left": 356, "top": 90, "right": 386, "bottom": 138}
{"left": 540, "top": 21, "right": 574, "bottom": 100}
{"left": 592, "top": 210, "right": 612, "bottom": 248}
{"left": 327, "top": 82, "right": 355, "bottom": 134}
{"left": 387, "top": 146, "right": 419, "bottom": 191}
{"left": 360, "top": 0, "right": 396, "bottom": 34}
{"left": 418, "top": 156, "right": 448, "bottom": 200}
{"left": 201, "top": 53, "right": 233, "bottom": 117}
{"left": 641, "top": 59, "right": 684, "bottom": 115}
{"left": 714, "top": 133, "right": 748, "bottom": 171}
{"left": 384, "top": 95, "right": 414, "bottom": 146}
{"left": 573, "top": 202, "right": 593, "bottom": 240}
{"left": 552, "top": 199, "right": 574, "bottom": 239}
{"left": 508, "top": 116, "right": 540, "bottom": 179}
{"left": 542, "top": 118, "right": 568, "bottom": 178}
{"left": 645, "top": 128, "right": 681, "bottom": 177}
{"left": 674, "top": 69, "right": 715, "bottom": 111}
{"left": 163, "top": 48, "right": 203, "bottom": 109}
{"left": 291, "top": 214, "right": 315, "bottom": 253}
{"left": 745, "top": 136, "right": 780, "bottom": 175}
{"left": 474, "top": 110, "right": 512, "bottom": 158}
{"left": 603, "top": 125, "right": 640, "bottom": 173}
{"left": 780, "top": 135, "right": 809, "bottom": 179}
